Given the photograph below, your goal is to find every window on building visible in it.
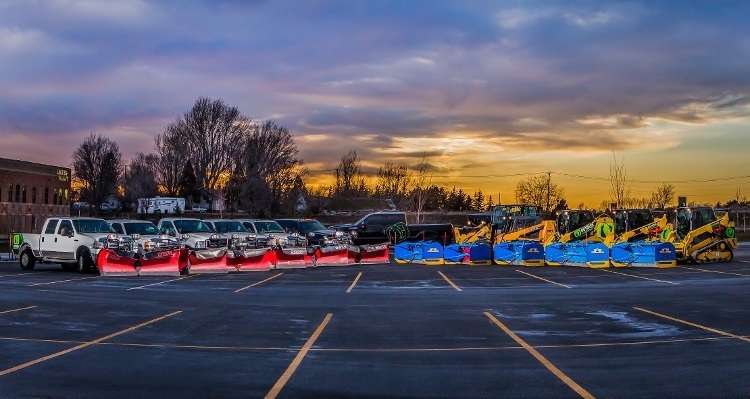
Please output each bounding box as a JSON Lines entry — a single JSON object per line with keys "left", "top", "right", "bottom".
{"left": 44, "top": 187, "right": 49, "bottom": 204}
{"left": 31, "top": 187, "right": 37, "bottom": 204}
{"left": 7, "top": 185, "right": 12, "bottom": 202}
{"left": 21, "top": 186, "right": 26, "bottom": 203}
{"left": 15, "top": 185, "right": 20, "bottom": 202}
{"left": 53, "top": 189, "right": 58, "bottom": 205}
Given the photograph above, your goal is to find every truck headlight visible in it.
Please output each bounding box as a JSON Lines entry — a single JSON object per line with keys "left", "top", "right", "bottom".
{"left": 231, "top": 234, "right": 240, "bottom": 240}
{"left": 210, "top": 234, "right": 220, "bottom": 240}
{"left": 92, "top": 241, "right": 101, "bottom": 249}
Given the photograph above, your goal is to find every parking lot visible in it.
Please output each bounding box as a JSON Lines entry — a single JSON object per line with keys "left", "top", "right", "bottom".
{"left": 1, "top": 245, "right": 750, "bottom": 398}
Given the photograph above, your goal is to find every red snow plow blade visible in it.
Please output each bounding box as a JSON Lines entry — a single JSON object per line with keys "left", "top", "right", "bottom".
{"left": 187, "top": 248, "right": 231, "bottom": 274}
{"left": 232, "top": 248, "right": 276, "bottom": 272}
{"left": 358, "top": 243, "right": 390, "bottom": 264}
{"left": 275, "top": 247, "right": 312, "bottom": 269}
{"left": 139, "top": 249, "right": 187, "bottom": 276}
{"left": 314, "top": 245, "right": 351, "bottom": 266}
{"left": 96, "top": 248, "right": 138, "bottom": 276}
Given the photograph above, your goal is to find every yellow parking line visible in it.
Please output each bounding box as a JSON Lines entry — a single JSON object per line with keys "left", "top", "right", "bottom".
{"left": 346, "top": 272, "right": 362, "bottom": 293}
{"left": 484, "top": 312, "right": 595, "bottom": 399}
{"left": 600, "top": 269, "right": 678, "bottom": 285}
{"left": 264, "top": 313, "right": 333, "bottom": 399}
{"left": 234, "top": 273, "right": 284, "bottom": 293}
{"left": 28, "top": 276, "right": 100, "bottom": 287}
{"left": 679, "top": 266, "right": 749, "bottom": 277}
{"left": 515, "top": 269, "right": 571, "bottom": 288}
{"left": 0, "top": 305, "right": 37, "bottom": 315}
{"left": 0, "top": 310, "right": 182, "bottom": 377}
{"left": 633, "top": 306, "right": 750, "bottom": 344}
{"left": 437, "top": 271, "right": 462, "bottom": 291}
{"left": 127, "top": 276, "right": 193, "bottom": 291}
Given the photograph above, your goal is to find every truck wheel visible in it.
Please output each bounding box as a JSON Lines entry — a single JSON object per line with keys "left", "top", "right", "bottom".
{"left": 77, "top": 251, "right": 92, "bottom": 274}
{"left": 19, "top": 249, "right": 36, "bottom": 271}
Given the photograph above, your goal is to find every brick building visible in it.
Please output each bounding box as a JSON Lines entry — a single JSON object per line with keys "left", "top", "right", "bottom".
{"left": 0, "top": 157, "right": 71, "bottom": 235}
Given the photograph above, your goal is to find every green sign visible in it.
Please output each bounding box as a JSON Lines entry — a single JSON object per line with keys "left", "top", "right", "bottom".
{"left": 11, "top": 233, "right": 23, "bottom": 250}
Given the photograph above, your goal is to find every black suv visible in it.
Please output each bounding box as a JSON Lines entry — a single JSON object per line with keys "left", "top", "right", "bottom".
{"left": 275, "top": 218, "right": 350, "bottom": 247}
{"left": 334, "top": 212, "right": 407, "bottom": 245}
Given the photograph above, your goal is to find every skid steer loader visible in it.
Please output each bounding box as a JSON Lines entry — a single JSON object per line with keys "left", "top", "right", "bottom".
{"left": 609, "top": 209, "right": 677, "bottom": 268}
{"left": 544, "top": 210, "right": 613, "bottom": 268}
{"left": 490, "top": 205, "right": 552, "bottom": 266}
{"left": 665, "top": 205, "right": 736, "bottom": 263}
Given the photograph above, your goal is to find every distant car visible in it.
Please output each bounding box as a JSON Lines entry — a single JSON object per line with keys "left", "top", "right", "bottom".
{"left": 275, "top": 218, "right": 350, "bottom": 248}
{"left": 333, "top": 211, "right": 406, "bottom": 245}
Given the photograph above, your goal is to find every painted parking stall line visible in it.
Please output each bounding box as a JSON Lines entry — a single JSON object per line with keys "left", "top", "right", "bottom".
{"left": 264, "top": 313, "right": 333, "bottom": 399}
{"left": 0, "top": 310, "right": 182, "bottom": 377}
{"left": 0, "top": 305, "right": 37, "bottom": 315}
{"left": 437, "top": 271, "right": 462, "bottom": 291}
{"left": 28, "top": 276, "right": 100, "bottom": 287}
{"left": 633, "top": 306, "right": 750, "bottom": 344}
{"left": 346, "top": 272, "right": 362, "bottom": 293}
{"left": 515, "top": 269, "right": 571, "bottom": 288}
{"left": 600, "top": 269, "right": 679, "bottom": 285}
{"left": 484, "top": 312, "right": 596, "bottom": 399}
{"left": 234, "top": 272, "right": 284, "bottom": 293}
{"left": 127, "top": 276, "right": 194, "bottom": 291}
{"left": 679, "top": 266, "right": 749, "bottom": 277}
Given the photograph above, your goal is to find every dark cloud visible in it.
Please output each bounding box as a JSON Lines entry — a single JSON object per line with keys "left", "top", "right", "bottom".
{"left": 1, "top": 0, "right": 749, "bottom": 168}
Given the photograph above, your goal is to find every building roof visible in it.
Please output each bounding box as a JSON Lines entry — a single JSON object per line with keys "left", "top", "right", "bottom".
{"left": 0, "top": 157, "right": 70, "bottom": 178}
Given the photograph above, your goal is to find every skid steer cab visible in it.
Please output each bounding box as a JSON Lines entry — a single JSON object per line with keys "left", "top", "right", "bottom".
{"left": 490, "top": 204, "right": 550, "bottom": 266}
{"left": 665, "top": 206, "right": 737, "bottom": 263}
{"left": 610, "top": 209, "right": 676, "bottom": 268}
{"left": 544, "top": 210, "right": 613, "bottom": 268}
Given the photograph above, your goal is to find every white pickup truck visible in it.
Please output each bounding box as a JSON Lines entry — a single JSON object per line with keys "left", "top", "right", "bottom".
{"left": 16, "top": 217, "right": 117, "bottom": 273}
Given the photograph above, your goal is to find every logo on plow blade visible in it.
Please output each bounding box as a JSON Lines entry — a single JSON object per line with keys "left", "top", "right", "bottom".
{"left": 527, "top": 248, "right": 539, "bottom": 253}
{"left": 659, "top": 247, "right": 673, "bottom": 254}
{"left": 590, "top": 248, "right": 605, "bottom": 254}
{"left": 427, "top": 247, "right": 439, "bottom": 253}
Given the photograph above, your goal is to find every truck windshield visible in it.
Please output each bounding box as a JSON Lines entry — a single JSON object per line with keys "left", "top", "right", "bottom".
{"left": 213, "top": 221, "right": 247, "bottom": 233}
{"left": 174, "top": 220, "right": 212, "bottom": 233}
{"left": 124, "top": 222, "right": 159, "bottom": 235}
{"left": 299, "top": 220, "right": 326, "bottom": 234}
{"left": 254, "top": 221, "right": 285, "bottom": 233}
{"left": 73, "top": 219, "right": 112, "bottom": 233}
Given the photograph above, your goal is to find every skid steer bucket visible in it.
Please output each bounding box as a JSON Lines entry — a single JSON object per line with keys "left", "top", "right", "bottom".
{"left": 232, "top": 248, "right": 276, "bottom": 272}
{"left": 358, "top": 243, "right": 390, "bottom": 264}
{"left": 394, "top": 241, "right": 423, "bottom": 264}
{"left": 314, "top": 245, "right": 351, "bottom": 266}
{"left": 611, "top": 242, "right": 676, "bottom": 268}
{"left": 545, "top": 242, "right": 610, "bottom": 268}
{"left": 96, "top": 248, "right": 139, "bottom": 276}
{"left": 422, "top": 241, "right": 445, "bottom": 265}
{"left": 275, "top": 247, "right": 312, "bottom": 268}
{"left": 187, "top": 248, "right": 230, "bottom": 273}
{"left": 139, "top": 248, "right": 186, "bottom": 276}
{"left": 493, "top": 241, "right": 544, "bottom": 266}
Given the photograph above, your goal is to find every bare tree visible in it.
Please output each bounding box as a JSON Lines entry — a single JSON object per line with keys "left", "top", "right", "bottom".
{"left": 334, "top": 150, "right": 367, "bottom": 196}
{"left": 235, "top": 121, "right": 304, "bottom": 215}
{"left": 122, "top": 153, "right": 159, "bottom": 208}
{"left": 515, "top": 174, "right": 565, "bottom": 214}
{"left": 609, "top": 152, "right": 630, "bottom": 208}
{"left": 167, "top": 97, "right": 251, "bottom": 192}
{"left": 374, "top": 162, "right": 410, "bottom": 200}
{"left": 412, "top": 155, "right": 432, "bottom": 223}
{"left": 72, "top": 134, "right": 123, "bottom": 209}
{"left": 650, "top": 183, "right": 675, "bottom": 209}
{"left": 154, "top": 130, "right": 188, "bottom": 196}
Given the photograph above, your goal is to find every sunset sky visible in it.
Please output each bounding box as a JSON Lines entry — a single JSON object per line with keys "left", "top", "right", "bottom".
{"left": 1, "top": 0, "right": 749, "bottom": 206}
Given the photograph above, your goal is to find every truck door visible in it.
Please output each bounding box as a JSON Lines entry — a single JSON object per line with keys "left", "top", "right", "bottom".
{"left": 39, "top": 219, "right": 59, "bottom": 257}
{"left": 51, "top": 219, "right": 77, "bottom": 261}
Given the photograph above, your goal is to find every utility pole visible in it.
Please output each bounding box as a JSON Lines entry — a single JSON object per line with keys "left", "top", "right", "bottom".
{"left": 545, "top": 171, "right": 551, "bottom": 213}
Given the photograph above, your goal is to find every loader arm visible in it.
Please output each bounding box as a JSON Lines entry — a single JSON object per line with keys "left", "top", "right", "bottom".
{"left": 616, "top": 215, "right": 669, "bottom": 244}
{"left": 557, "top": 216, "right": 615, "bottom": 246}
{"left": 495, "top": 221, "right": 555, "bottom": 244}
{"left": 453, "top": 223, "right": 492, "bottom": 244}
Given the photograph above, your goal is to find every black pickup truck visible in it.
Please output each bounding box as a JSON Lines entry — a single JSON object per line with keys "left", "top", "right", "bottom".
{"left": 332, "top": 212, "right": 407, "bottom": 245}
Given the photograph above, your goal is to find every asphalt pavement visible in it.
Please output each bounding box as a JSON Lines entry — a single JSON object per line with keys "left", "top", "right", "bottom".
{"left": 2, "top": 246, "right": 750, "bottom": 398}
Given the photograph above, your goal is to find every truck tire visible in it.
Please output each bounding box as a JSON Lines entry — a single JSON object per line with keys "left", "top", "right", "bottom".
{"left": 19, "top": 249, "right": 36, "bottom": 271}
{"left": 77, "top": 249, "right": 92, "bottom": 274}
